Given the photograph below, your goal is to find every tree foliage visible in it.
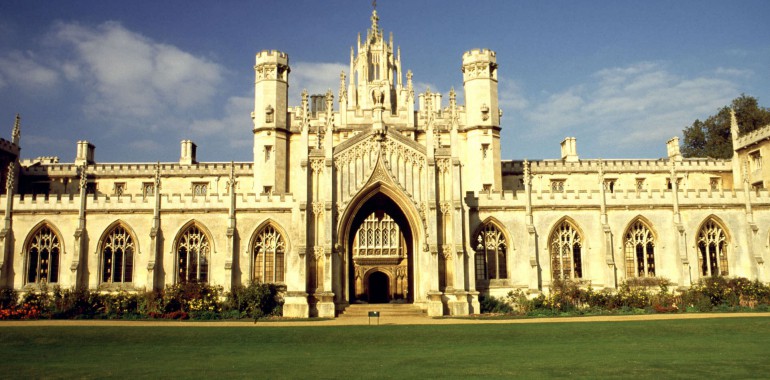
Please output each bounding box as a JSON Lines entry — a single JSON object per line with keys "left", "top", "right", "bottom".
{"left": 681, "top": 95, "right": 770, "bottom": 159}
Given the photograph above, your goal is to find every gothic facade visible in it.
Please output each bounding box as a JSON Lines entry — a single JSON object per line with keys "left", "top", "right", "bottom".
{"left": 1, "top": 10, "right": 769, "bottom": 318}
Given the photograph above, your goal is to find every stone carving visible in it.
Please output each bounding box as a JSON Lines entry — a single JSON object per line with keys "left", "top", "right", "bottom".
{"left": 442, "top": 244, "right": 453, "bottom": 260}
{"left": 440, "top": 201, "right": 451, "bottom": 215}
{"left": 311, "top": 158, "right": 325, "bottom": 173}
{"left": 436, "top": 158, "right": 450, "bottom": 173}
{"left": 312, "top": 201, "right": 324, "bottom": 216}
{"left": 313, "top": 245, "right": 325, "bottom": 260}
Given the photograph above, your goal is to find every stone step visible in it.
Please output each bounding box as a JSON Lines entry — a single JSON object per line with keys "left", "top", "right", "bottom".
{"left": 339, "top": 303, "right": 426, "bottom": 318}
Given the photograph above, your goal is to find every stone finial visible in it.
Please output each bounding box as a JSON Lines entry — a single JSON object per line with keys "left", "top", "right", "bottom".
{"left": 5, "top": 161, "right": 15, "bottom": 193}
{"left": 154, "top": 161, "right": 161, "bottom": 189}
{"left": 11, "top": 114, "right": 20, "bottom": 145}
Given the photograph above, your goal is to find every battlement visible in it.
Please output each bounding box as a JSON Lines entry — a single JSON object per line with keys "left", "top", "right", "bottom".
{"left": 462, "top": 48, "right": 497, "bottom": 64}
{"left": 255, "top": 50, "right": 289, "bottom": 66}
{"left": 499, "top": 158, "right": 731, "bottom": 174}
{"left": 21, "top": 161, "right": 254, "bottom": 177}
{"left": 734, "top": 123, "right": 770, "bottom": 151}
{"left": 0, "top": 137, "right": 19, "bottom": 155}
{"left": 6, "top": 190, "right": 297, "bottom": 212}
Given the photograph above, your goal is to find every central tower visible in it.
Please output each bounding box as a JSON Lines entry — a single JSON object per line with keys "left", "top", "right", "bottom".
{"left": 348, "top": 9, "right": 403, "bottom": 112}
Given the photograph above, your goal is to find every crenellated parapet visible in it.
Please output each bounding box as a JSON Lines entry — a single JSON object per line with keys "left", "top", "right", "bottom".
{"left": 734, "top": 123, "right": 770, "bottom": 151}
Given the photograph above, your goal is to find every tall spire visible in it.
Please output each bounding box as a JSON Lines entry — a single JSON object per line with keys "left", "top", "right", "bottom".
{"left": 370, "top": 2, "right": 380, "bottom": 38}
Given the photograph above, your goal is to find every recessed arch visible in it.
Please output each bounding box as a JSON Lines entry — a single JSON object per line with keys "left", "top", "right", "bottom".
{"left": 338, "top": 181, "right": 423, "bottom": 249}
{"left": 248, "top": 219, "right": 289, "bottom": 284}
{"left": 22, "top": 220, "right": 64, "bottom": 285}
{"left": 623, "top": 216, "right": 657, "bottom": 279}
{"left": 95, "top": 220, "right": 139, "bottom": 285}
{"left": 172, "top": 220, "right": 215, "bottom": 283}
{"left": 339, "top": 180, "right": 420, "bottom": 304}
{"left": 548, "top": 216, "right": 585, "bottom": 280}
{"left": 695, "top": 215, "right": 730, "bottom": 277}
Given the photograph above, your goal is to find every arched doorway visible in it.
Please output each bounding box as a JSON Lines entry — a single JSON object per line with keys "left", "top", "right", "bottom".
{"left": 346, "top": 192, "right": 414, "bottom": 304}
{"left": 367, "top": 271, "right": 390, "bottom": 303}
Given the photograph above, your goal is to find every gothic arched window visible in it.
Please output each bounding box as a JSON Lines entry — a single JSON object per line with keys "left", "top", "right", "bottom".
{"left": 474, "top": 223, "right": 508, "bottom": 281}
{"left": 176, "top": 224, "right": 210, "bottom": 283}
{"left": 100, "top": 225, "right": 135, "bottom": 285}
{"left": 550, "top": 220, "right": 583, "bottom": 280}
{"left": 624, "top": 220, "right": 655, "bottom": 278}
{"left": 253, "top": 224, "right": 285, "bottom": 283}
{"left": 25, "top": 225, "right": 61, "bottom": 285}
{"left": 697, "top": 219, "right": 728, "bottom": 277}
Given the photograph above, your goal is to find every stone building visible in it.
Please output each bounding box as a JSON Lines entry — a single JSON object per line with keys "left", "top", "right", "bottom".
{"left": 1, "top": 9, "right": 768, "bottom": 318}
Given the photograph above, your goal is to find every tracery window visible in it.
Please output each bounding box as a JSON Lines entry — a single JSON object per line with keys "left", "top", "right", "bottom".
{"left": 474, "top": 223, "right": 508, "bottom": 281}
{"left": 624, "top": 220, "right": 655, "bottom": 278}
{"left": 550, "top": 220, "right": 582, "bottom": 280}
{"left": 192, "top": 182, "right": 207, "bottom": 197}
{"left": 697, "top": 219, "right": 728, "bottom": 277}
{"left": 176, "top": 225, "right": 209, "bottom": 283}
{"left": 353, "top": 212, "right": 403, "bottom": 257}
{"left": 25, "top": 225, "right": 61, "bottom": 284}
{"left": 253, "top": 225, "right": 285, "bottom": 283}
{"left": 100, "top": 225, "right": 134, "bottom": 284}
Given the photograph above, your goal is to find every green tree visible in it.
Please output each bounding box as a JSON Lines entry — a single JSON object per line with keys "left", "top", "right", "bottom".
{"left": 681, "top": 95, "right": 770, "bottom": 158}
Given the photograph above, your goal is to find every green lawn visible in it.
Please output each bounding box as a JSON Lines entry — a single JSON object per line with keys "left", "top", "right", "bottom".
{"left": 1, "top": 317, "right": 769, "bottom": 379}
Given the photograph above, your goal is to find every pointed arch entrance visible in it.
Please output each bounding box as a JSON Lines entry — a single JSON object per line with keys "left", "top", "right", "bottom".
{"left": 341, "top": 192, "right": 415, "bottom": 304}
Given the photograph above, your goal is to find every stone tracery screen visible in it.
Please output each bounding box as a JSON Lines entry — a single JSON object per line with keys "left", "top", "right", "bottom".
{"left": 25, "top": 225, "right": 60, "bottom": 284}
{"left": 253, "top": 225, "right": 285, "bottom": 283}
{"left": 550, "top": 221, "right": 583, "bottom": 280}
{"left": 176, "top": 225, "right": 209, "bottom": 283}
{"left": 697, "top": 219, "right": 728, "bottom": 276}
{"left": 353, "top": 212, "right": 404, "bottom": 257}
{"left": 624, "top": 221, "right": 655, "bottom": 278}
{"left": 474, "top": 223, "right": 508, "bottom": 281}
{"left": 101, "top": 225, "right": 135, "bottom": 284}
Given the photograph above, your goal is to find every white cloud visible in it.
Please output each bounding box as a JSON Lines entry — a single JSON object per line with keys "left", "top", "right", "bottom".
{"left": 0, "top": 51, "right": 60, "bottom": 90}
{"left": 498, "top": 77, "right": 528, "bottom": 110}
{"left": 52, "top": 21, "right": 224, "bottom": 122}
{"left": 189, "top": 95, "right": 251, "bottom": 138}
{"left": 714, "top": 67, "right": 753, "bottom": 78}
{"left": 289, "top": 62, "right": 347, "bottom": 104}
{"left": 519, "top": 62, "right": 738, "bottom": 153}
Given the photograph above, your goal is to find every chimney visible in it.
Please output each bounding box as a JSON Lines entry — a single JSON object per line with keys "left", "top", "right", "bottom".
{"left": 75, "top": 141, "right": 95, "bottom": 166}
{"left": 666, "top": 137, "right": 682, "bottom": 162}
{"left": 180, "top": 140, "right": 197, "bottom": 165}
{"left": 560, "top": 137, "right": 578, "bottom": 162}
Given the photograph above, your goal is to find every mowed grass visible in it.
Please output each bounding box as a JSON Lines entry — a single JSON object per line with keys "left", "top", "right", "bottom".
{"left": 1, "top": 317, "right": 769, "bottom": 379}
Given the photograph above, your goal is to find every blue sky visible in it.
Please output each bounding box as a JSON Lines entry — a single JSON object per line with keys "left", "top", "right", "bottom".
{"left": 0, "top": 0, "right": 768, "bottom": 163}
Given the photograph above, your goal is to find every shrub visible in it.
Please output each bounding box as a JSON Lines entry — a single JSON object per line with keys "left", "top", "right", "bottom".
{"left": 479, "top": 294, "right": 513, "bottom": 314}
{"left": 224, "top": 281, "right": 283, "bottom": 320}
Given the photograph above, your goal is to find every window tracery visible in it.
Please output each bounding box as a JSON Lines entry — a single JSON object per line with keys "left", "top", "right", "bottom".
{"left": 697, "top": 219, "right": 728, "bottom": 276}
{"left": 176, "top": 225, "right": 209, "bottom": 283}
{"left": 474, "top": 223, "right": 508, "bottom": 281}
{"left": 550, "top": 220, "right": 582, "bottom": 280}
{"left": 354, "top": 212, "right": 403, "bottom": 257}
{"left": 253, "top": 225, "right": 285, "bottom": 283}
{"left": 101, "top": 225, "right": 134, "bottom": 284}
{"left": 624, "top": 220, "right": 655, "bottom": 278}
{"left": 25, "top": 225, "right": 60, "bottom": 284}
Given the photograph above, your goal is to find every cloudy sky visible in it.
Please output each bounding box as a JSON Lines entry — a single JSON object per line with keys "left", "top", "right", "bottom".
{"left": 0, "top": 0, "right": 768, "bottom": 163}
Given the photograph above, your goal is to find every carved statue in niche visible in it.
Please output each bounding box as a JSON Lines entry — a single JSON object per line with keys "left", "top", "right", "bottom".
{"left": 372, "top": 87, "right": 384, "bottom": 106}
